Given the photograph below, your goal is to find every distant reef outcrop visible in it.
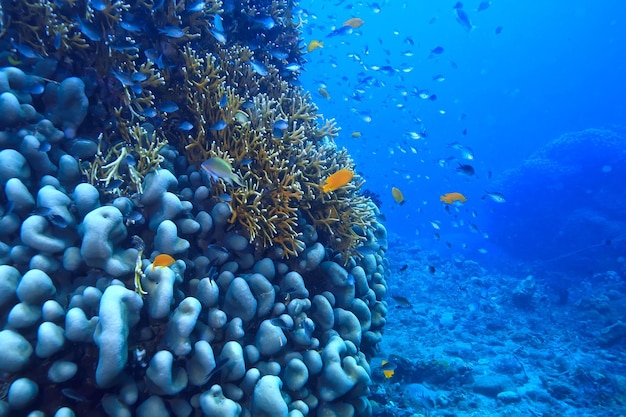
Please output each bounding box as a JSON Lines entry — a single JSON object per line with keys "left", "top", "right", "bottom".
{"left": 488, "top": 127, "right": 626, "bottom": 276}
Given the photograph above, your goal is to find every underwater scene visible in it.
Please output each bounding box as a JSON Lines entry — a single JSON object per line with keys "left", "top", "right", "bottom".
{"left": 0, "top": 0, "right": 624, "bottom": 416}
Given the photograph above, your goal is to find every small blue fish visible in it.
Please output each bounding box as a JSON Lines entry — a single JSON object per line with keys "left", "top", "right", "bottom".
{"left": 218, "top": 193, "right": 232, "bottom": 202}
{"left": 272, "top": 120, "right": 288, "bottom": 137}
{"left": 109, "top": 41, "right": 138, "bottom": 52}
{"left": 140, "top": 107, "right": 158, "bottom": 117}
{"left": 187, "top": 0, "right": 205, "bottom": 13}
{"left": 125, "top": 211, "right": 144, "bottom": 222}
{"left": 482, "top": 191, "right": 506, "bottom": 203}
{"left": 454, "top": 6, "right": 475, "bottom": 32}
{"left": 378, "top": 65, "right": 395, "bottom": 76}
{"left": 209, "top": 120, "right": 227, "bottom": 131}
{"left": 38, "top": 140, "right": 51, "bottom": 152}
{"left": 430, "top": 46, "right": 444, "bottom": 55}
{"left": 120, "top": 21, "right": 142, "bottom": 32}
{"left": 158, "top": 101, "right": 179, "bottom": 112}
{"left": 124, "top": 154, "right": 137, "bottom": 166}
{"left": 252, "top": 15, "right": 276, "bottom": 30}
{"left": 29, "top": 82, "right": 45, "bottom": 95}
{"left": 214, "top": 14, "right": 224, "bottom": 32}
{"left": 111, "top": 70, "right": 134, "bottom": 86}
{"left": 476, "top": 0, "right": 491, "bottom": 12}
{"left": 269, "top": 48, "right": 289, "bottom": 60}
{"left": 158, "top": 26, "right": 185, "bottom": 38}
{"left": 131, "top": 72, "right": 148, "bottom": 82}
{"left": 131, "top": 83, "right": 143, "bottom": 95}
{"left": 273, "top": 120, "right": 288, "bottom": 130}
{"left": 53, "top": 32, "right": 61, "bottom": 50}
{"left": 144, "top": 48, "right": 160, "bottom": 62}
{"left": 211, "top": 30, "right": 227, "bottom": 44}
{"left": 238, "top": 157, "right": 253, "bottom": 166}
{"left": 219, "top": 94, "right": 228, "bottom": 108}
{"left": 11, "top": 41, "right": 42, "bottom": 59}
{"left": 105, "top": 179, "right": 124, "bottom": 190}
{"left": 78, "top": 18, "right": 103, "bottom": 41}
{"left": 250, "top": 61, "right": 268, "bottom": 76}
{"left": 284, "top": 63, "right": 300, "bottom": 72}
{"left": 327, "top": 25, "right": 353, "bottom": 37}
{"left": 178, "top": 121, "right": 194, "bottom": 131}
{"left": 90, "top": 0, "right": 107, "bottom": 11}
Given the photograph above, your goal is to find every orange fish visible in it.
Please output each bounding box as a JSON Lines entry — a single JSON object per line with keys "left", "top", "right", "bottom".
{"left": 343, "top": 17, "right": 365, "bottom": 29}
{"left": 391, "top": 187, "right": 405, "bottom": 205}
{"left": 152, "top": 254, "right": 176, "bottom": 269}
{"left": 440, "top": 192, "right": 467, "bottom": 204}
{"left": 323, "top": 169, "right": 354, "bottom": 193}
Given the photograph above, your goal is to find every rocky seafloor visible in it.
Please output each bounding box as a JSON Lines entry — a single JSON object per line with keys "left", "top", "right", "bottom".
{"left": 371, "top": 234, "right": 626, "bottom": 417}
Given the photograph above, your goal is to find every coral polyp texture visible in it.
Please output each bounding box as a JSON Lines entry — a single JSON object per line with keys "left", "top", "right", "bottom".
{"left": 0, "top": 1, "right": 388, "bottom": 416}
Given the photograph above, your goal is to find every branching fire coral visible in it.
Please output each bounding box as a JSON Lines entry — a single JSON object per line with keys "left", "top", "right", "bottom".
{"left": 82, "top": 124, "right": 167, "bottom": 196}
{"left": 170, "top": 44, "right": 375, "bottom": 259}
{"left": 2, "top": 0, "right": 378, "bottom": 261}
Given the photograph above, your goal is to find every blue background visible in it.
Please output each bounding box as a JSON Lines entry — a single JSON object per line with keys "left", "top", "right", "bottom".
{"left": 296, "top": 0, "right": 626, "bottom": 268}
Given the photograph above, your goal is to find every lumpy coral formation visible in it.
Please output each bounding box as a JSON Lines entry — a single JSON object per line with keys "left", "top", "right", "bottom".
{"left": 0, "top": 1, "right": 388, "bottom": 416}
{"left": 488, "top": 127, "right": 626, "bottom": 276}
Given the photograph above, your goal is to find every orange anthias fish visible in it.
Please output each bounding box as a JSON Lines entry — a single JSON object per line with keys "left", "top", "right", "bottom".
{"left": 152, "top": 254, "right": 176, "bottom": 270}
{"left": 343, "top": 17, "right": 365, "bottom": 29}
{"left": 323, "top": 169, "right": 354, "bottom": 193}
{"left": 440, "top": 192, "right": 467, "bottom": 205}
{"left": 391, "top": 187, "right": 405, "bottom": 205}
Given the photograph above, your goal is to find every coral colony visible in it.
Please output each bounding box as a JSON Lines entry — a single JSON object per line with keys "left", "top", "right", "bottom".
{"left": 0, "top": 1, "right": 388, "bottom": 416}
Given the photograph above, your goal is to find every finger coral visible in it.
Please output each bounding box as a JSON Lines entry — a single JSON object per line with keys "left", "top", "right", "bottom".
{"left": 0, "top": 1, "right": 388, "bottom": 416}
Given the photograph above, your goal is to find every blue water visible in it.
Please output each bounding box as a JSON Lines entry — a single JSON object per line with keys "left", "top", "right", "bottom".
{"left": 297, "top": 0, "right": 626, "bottom": 275}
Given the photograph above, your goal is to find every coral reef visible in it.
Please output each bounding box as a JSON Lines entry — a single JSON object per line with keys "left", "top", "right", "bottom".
{"left": 0, "top": 0, "right": 388, "bottom": 416}
{"left": 487, "top": 128, "right": 626, "bottom": 277}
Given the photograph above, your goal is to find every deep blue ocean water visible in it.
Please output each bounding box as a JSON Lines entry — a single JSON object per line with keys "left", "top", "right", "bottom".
{"left": 297, "top": 0, "right": 626, "bottom": 278}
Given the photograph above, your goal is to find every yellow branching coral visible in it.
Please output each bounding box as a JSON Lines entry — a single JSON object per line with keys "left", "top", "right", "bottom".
{"left": 163, "top": 44, "right": 375, "bottom": 260}
{"left": 82, "top": 124, "right": 167, "bottom": 196}
{"left": 3, "top": 0, "right": 377, "bottom": 262}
